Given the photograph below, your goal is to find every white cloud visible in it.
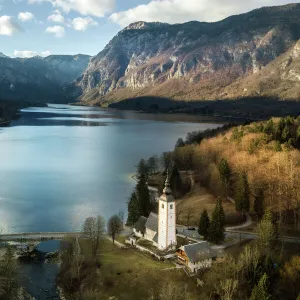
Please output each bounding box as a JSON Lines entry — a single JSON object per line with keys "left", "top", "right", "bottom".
{"left": 72, "top": 17, "right": 97, "bottom": 31}
{"left": 0, "top": 15, "right": 22, "bottom": 36}
{"left": 109, "top": 0, "right": 299, "bottom": 27}
{"left": 29, "top": 0, "right": 114, "bottom": 17}
{"left": 14, "top": 50, "right": 51, "bottom": 58}
{"left": 48, "top": 10, "right": 64, "bottom": 23}
{"left": 46, "top": 25, "right": 65, "bottom": 37}
{"left": 18, "top": 12, "right": 34, "bottom": 22}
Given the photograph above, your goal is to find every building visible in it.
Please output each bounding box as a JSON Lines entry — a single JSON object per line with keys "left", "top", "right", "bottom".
{"left": 176, "top": 242, "right": 225, "bottom": 273}
{"left": 176, "top": 241, "right": 213, "bottom": 273}
{"left": 132, "top": 173, "right": 177, "bottom": 251}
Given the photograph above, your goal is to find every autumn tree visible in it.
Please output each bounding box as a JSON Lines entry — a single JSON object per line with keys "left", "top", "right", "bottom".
{"left": 234, "top": 172, "right": 250, "bottom": 213}
{"left": 83, "top": 216, "right": 105, "bottom": 257}
{"left": 198, "top": 209, "right": 210, "bottom": 239}
{"left": 258, "top": 210, "right": 278, "bottom": 250}
{"left": 208, "top": 198, "right": 225, "bottom": 244}
{"left": 107, "top": 215, "right": 123, "bottom": 244}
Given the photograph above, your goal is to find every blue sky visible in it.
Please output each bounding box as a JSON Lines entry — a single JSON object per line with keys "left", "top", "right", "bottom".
{"left": 0, "top": 0, "right": 299, "bottom": 58}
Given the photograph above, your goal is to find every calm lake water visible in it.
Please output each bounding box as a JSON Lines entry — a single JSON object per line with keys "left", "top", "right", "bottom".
{"left": 0, "top": 104, "right": 224, "bottom": 233}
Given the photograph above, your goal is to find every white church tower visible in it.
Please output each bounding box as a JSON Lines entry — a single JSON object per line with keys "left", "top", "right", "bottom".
{"left": 158, "top": 172, "right": 177, "bottom": 251}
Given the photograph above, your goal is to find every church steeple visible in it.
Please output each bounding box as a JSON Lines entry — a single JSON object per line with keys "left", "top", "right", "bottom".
{"left": 158, "top": 170, "right": 177, "bottom": 251}
{"left": 163, "top": 169, "right": 172, "bottom": 195}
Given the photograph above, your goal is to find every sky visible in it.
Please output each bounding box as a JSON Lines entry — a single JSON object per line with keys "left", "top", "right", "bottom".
{"left": 0, "top": 0, "right": 299, "bottom": 58}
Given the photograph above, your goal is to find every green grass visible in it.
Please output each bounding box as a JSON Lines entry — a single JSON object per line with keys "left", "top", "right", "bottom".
{"left": 78, "top": 238, "right": 201, "bottom": 300}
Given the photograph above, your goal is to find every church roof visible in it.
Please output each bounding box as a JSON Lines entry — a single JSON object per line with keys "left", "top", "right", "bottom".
{"left": 153, "top": 232, "right": 158, "bottom": 243}
{"left": 145, "top": 212, "right": 158, "bottom": 232}
{"left": 180, "top": 241, "right": 213, "bottom": 263}
{"left": 134, "top": 216, "right": 147, "bottom": 234}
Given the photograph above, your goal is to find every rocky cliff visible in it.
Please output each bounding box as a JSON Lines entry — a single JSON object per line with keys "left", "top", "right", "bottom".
{"left": 75, "top": 4, "right": 300, "bottom": 105}
{"left": 0, "top": 54, "right": 90, "bottom": 103}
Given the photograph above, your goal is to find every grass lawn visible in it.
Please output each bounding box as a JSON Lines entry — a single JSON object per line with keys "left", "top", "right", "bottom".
{"left": 78, "top": 238, "right": 201, "bottom": 300}
{"left": 176, "top": 183, "right": 235, "bottom": 226}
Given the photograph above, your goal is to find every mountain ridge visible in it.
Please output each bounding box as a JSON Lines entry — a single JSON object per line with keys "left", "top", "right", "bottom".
{"left": 73, "top": 3, "right": 300, "bottom": 107}
{"left": 0, "top": 54, "right": 91, "bottom": 103}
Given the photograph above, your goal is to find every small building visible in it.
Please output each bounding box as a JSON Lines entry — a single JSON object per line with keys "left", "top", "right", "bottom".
{"left": 176, "top": 241, "right": 213, "bottom": 273}
{"left": 133, "top": 212, "right": 159, "bottom": 247}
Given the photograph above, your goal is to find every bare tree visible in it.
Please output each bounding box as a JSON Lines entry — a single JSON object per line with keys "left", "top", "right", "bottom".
{"left": 107, "top": 215, "right": 123, "bottom": 244}
{"left": 83, "top": 216, "right": 105, "bottom": 257}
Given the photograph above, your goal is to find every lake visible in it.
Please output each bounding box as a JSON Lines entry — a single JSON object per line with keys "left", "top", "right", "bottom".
{"left": 0, "top": 104, "right": 224, "bottom": 233}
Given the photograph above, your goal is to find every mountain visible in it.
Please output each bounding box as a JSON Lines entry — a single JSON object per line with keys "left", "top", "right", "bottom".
{"left": 0, "top": 54, "right": 90, "bottom": 103}
{"left": 75, "top": 4, "right": 300, "bottom": 108}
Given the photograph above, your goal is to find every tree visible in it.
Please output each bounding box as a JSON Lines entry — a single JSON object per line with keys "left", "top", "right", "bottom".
{"left": 127, "top": 191, "right": 140, "bottom": 225}
{"left": 250, "top": 273, "right": 271, "bottom": 300}
{"left": 147, "top": 156, "right": 159, "bottom": 175}
{"left": 208, "top": 198, "right": 225, "bottom": 244}
{"left": 169, "top": 165, "right": 183, "bottom": 198}
{"left": 136, "top": 159, "right": 149, "bottom": 179}
{"left": 0, "top": 247, "right": 19, "bottom": 300}
{"left": 83, "top": 216, "right": 105, "bottom": 257}
{"left": 254, "top": 188, "right": 264, "bottom": 218}
{"left": 160, "top": 152, "right": 173, "bottom": 172}
{"left": 107, "top": 215, "right": 123, "bottom": 244}
{"left": 234, "top": 172, "right": 250, "bottom": 213}
{"left": 258, "top": 210, "right": 278, "bottom": 250}
{"left": 198, "top": 209, "right": 210, "bottom": 239}
{"left": 175, "top": 138, "right": 185, "bottom": 148}
{"left": 218, "top": 158, "right": 231, "bottom": 196}
{"left": 136, "top": 172, "right": 151, "bottom": 217}
{"left": 281, "top": 125, "right": 290, "bottom": 142}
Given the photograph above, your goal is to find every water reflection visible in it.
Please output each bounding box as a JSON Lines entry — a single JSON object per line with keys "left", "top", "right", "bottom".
{"left": 0, "top": 104, "right": 223, "bottom": 233}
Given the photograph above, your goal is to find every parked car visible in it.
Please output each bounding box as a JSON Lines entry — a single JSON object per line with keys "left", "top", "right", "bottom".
{"left": 187, "top": 227, "right": 196, "bottom": 231}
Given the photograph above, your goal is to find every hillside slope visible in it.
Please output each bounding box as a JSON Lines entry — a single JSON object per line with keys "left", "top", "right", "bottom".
{"left": 75, "top": 4, "right": 300, "bottom": 106}
{"left": 0, "top": 54, "right": 90, "bottom": 103}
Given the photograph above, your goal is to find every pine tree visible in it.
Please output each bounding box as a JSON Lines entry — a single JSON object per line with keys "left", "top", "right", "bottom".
{"left": 208, "top": 198, "right": 225, "bottom": 244}
{"left": 175, "top": 138, "right": 185, "bottom": 148}
{"left": 250, "top": 273, "right": 271, "bottom": 300}
{"left": 198, "top": 209, "right": 210, "bottom": 239}
{"left": 136, "top": 159, "right": 149, "bottom": 179}
{"left": 254, "top": 188, "right": 264, "bottom": 218}
{"left": 281, "top": 125, "right": 290, "bottom": 142}
{"left": 127, "top": 191, "right": 140, "bottom": 225}
{"left": 218, "top": 158, "right": 231, "bottom": 196}
{"left": 136, "top": 172, "right": 151, "bottom": 217}
{"left": 170, "top": 165, "right": 182, "bottom": 198}
{"left": 234, "top": 172, "right": 250, "bottom": 213}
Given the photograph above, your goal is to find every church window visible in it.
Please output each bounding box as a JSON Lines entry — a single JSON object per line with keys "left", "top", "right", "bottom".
{"left": 170, "top": 204, "right": 173, "bottom": 209}
{"left": 162, "top": 204, "right": 164, "bottom": 209}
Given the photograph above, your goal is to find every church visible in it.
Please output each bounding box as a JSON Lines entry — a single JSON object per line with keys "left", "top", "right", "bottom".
{"left": 133, "top": 173, "right": 177, "bottom": 251}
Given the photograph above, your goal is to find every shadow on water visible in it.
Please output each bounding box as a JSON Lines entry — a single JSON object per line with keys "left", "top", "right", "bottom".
{"left": 109, "top": 96, "right": 300, "bottom": 120}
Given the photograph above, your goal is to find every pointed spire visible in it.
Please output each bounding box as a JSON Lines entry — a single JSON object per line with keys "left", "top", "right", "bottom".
{"left": 163, "top": 169, "right": 172, "bottom": 195}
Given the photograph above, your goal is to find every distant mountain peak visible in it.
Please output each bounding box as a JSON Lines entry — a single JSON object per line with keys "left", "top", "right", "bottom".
{"left": 0, "top": 52, "right": 8, "bottom": 58}
{"left": 123, "top": 21, "right": 169, "bottom": 31}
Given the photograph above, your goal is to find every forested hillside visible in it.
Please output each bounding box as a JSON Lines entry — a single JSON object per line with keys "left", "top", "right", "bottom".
{"left": 165, "top": 117, "right": 300, "bottom": 228}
